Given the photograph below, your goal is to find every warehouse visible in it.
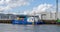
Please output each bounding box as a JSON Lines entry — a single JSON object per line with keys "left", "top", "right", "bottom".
{"left": 0, "top": 13, "right": 17, "bottom": 20}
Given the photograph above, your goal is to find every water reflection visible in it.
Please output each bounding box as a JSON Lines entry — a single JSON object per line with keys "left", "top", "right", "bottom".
{"left": 0, "top": 24, "right": 60, "bottom": 32}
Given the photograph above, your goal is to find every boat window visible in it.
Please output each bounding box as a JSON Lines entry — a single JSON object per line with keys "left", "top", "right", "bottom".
{"left": 19, "top": 16, "right": 26, "bottom": 18}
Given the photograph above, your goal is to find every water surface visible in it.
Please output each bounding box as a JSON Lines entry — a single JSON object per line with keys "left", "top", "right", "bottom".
{"left": 0, "top": 24, "right": 60, "bottom": 32}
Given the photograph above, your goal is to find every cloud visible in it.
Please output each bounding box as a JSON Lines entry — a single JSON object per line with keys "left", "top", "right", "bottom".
{"left": 29, "top": 3, "right": 54, "bottom": 15}
{"left": 0, "top": 0, "right": 30, "bottom": 11}
{"left": 20, "top": 3, "right": 56, "bottom": 15}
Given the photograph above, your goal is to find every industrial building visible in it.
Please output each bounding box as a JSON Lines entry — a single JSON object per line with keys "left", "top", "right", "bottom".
{"left": 0, "top": 13, "right": 17, "bottom": 20}
{"left": 0, "top": 12, "right": 59, "bottom": 20}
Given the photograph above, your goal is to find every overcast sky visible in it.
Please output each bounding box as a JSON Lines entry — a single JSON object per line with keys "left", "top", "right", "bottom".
{"left": 0, "top": 0, "right": 59, "bottom": 14}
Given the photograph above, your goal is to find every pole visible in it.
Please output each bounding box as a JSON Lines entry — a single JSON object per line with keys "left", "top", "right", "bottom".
{"left": 56, "top": 0, "right": 58, "bottom": 20}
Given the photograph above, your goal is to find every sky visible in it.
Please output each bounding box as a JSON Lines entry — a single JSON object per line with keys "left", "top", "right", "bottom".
{"left": 0, "top": 0, "right": 59, "bottom": 15}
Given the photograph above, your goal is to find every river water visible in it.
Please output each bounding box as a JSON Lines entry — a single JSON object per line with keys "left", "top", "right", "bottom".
{"left": 0, "top": 24, "right": 60, "bottom": 32}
